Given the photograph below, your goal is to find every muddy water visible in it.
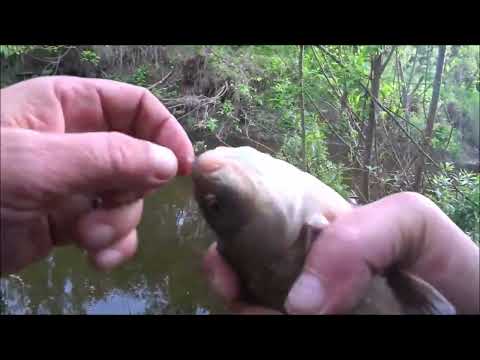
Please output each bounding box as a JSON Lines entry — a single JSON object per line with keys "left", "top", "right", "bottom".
{"left": 0, "top": 177, "right": 227, "bottom": 315}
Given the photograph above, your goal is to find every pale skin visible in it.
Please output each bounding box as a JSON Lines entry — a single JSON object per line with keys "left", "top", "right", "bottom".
{"left": 1, "top": 76, "right": 194, "bottom": 274}
{"left": 203, "top": 192, "right": 480, "bottom": 314}
{"left": 1, "top": 77, "right": 479, "bottom": 314}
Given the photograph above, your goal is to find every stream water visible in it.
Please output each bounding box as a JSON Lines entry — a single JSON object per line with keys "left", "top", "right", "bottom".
{"left": 1, "top": 177, "right": 226, "bottom": 315}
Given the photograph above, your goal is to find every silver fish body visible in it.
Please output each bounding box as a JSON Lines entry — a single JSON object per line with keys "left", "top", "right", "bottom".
{"left": 192, "top": 146, "right": 455, "bottom": 315}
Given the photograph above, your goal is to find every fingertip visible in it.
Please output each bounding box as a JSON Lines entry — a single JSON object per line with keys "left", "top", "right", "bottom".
{"left": 89, "top": 230, "right": 138, "bottom": 271}
{"left": 203, "top": 242, "right": 241, "bottom": 302}
{"left": 149, "top": 143, "right": 178, "bottom": 181}
{"left": 284, "top": 272, "right": 326, "bottom": 314}
{"left": 90, "top": 249, "right": 124, "bottom": 271}
{"left": 177, "top": 151, "right": 195, "bottom": 176}
{"left": 151, "top": 115, "right": 195, "bottom": 177}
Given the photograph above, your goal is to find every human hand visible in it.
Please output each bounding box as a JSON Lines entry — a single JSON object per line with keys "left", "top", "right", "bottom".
{"left": 203, "top": 192, "right": 479, "bottom": 314}
{"left": 0, "top": 76, "right": 194, "bottom": 275}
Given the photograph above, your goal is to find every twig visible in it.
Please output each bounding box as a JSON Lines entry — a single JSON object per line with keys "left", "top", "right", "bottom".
{"left": 317, "top": 45, "right": 425, "bottom": 135}
{"left": 53, "top": 47, "right": 74, "bottom": 75}
{"left": 443, "top": 104, "right": 455, "bottom": 149}
{"left": 421, "top": 46, "right": 433, "bottom": 117}
{"left": 410, "top": 74, "right": 425, "bottom": 97}
{"left": 406, "top": 46, "right": 419, "bottom": 92}
{"left": 241, "top": 135, "right": 276, "bottom": 154}
{"left": 147, "top": 67, "right": 175, "bottom": 90}
{"left": 175, "top": 104, "right": 203, "bottom": 121}
{"left": 306, "top": 91, "right": 365, "bottom": 168}
{"left": 380, "top": 46, "right": 397, "bottom": 74}
{"left": 403, "top": 153, "right": 419, "bottom": 175}
{"left": 306, "top": 92, "right": 350, "bottom": 147}
{"left": 372, "top": 95, "right": 477, "bottom": 206}
{"left": 215, "top": 133, "right": 231, "bottom": 147}
{"left": 25, "top": 46, "right": 76, "bottom": 63}
{"left": 381, "top": 117, "right": 406, "bottom": 172}
{"left": 317, "top": 45, "right": 477, "bottom": 206}
{"left": 311, "top": 47, "right": 366, "bottom": 143}
{"left": 352, "top": 182, "right": 368, "bottom": 204}
{"left": 171, "top": 82, "right": 229, "bottom": 122}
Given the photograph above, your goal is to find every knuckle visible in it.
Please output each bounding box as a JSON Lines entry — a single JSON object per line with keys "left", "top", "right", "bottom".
{"left": 396, "top": 191, "right": 432, "bottom": 208}
{"left": 105, "top": 132, "right": 139, "bottom": 176}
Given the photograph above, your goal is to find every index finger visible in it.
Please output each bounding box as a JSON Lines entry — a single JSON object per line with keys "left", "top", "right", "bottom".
{"left": 55, "top": 76, "right": 194, "bottom": 175}
{"left": 203, "top": 242, "right": 242, "bottom": 302}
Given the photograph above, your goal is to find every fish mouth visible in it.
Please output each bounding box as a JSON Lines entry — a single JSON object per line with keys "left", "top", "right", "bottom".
{"left": 192, "top": 161, "right": 222, "bottom": 197}
{"left": 191, "top": 153, "right": 228, "bottom": 216}
{"left": 191, "top": 150, "right": 231, "bottom": 196}
{"left": 192, "top": 149, "right": 227, "bottom": 175}
{"left": 192, "top": 150, "right": 251, "bottom": 224}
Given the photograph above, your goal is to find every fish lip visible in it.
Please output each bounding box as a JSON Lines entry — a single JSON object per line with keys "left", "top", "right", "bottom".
{"left": 191, "top": 166, "right": 224, "bottom": 199}
{"left": 192, "top": 151, "right": 225, "bottom": 176}
{"left": 191, "top": 154, "right": 229, "bottom": 195}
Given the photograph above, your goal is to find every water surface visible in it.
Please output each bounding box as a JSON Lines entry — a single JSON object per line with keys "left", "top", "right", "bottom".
{"left": 1, "top": 177, "right": 226, "bottom": 315}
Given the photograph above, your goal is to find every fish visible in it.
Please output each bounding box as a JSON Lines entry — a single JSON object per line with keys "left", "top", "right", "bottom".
{"left": 191, "top": 146, "right": 456, "bottom": 315}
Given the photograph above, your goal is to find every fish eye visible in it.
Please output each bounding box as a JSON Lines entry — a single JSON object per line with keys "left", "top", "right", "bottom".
{"left": 204, "top": 193, "right": 221, "bottom": 213}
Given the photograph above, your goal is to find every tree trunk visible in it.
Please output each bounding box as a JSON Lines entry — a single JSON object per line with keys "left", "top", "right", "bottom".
{"left": 299, "top": 45, "right": 306, "bottom": 171}
{"left": 361, "top": 54, "right": 383, "bottom": 202}
{"left": 413, "top": 45, "right": 447, "bottom": 192}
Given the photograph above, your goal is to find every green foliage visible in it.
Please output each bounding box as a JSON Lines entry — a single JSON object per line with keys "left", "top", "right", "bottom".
{"left": 279, "top": 121, "right": 350, "bottom": 199}
{"left": 80, "top": 49, "right": 100, "bottom": 65}
{"left": 150, "top": 86, "right": 177, "bottom": 100}
{"left": 205, "top": 117, "right": 219, "bottom": 132}
{"left": 220, "top": 100, "right": 234, "bottom": 117}
{"left": 237, "top": 83, "right": 253, "bottom": 101}
{"left": 194, "top": 141, "right": 207, "bottom": 153}
{"left": 432, "top": 122, "right": 461, "bottom": 158}
{"left": 3, "top": 43, "right": 478, "bottom": 307}
{"left": 2, "top": 44, "right": 478, "bottom": 220}
{"left": 130, "top": 65, "right": 149, "bottom": 87}
{"left": 442, "top": 45, "right": 480, "bottom": 147}
{"left": 0, "top": 45, "right": 70, "bottom": 59}
{"left": 267, "top": 77, "right": 298, "bottom": 131}
{"left": 426, "top": 164, "right": 480, "bottom": 244}
{"left": 0, "top": 45, "right": 32, "bottom": 58}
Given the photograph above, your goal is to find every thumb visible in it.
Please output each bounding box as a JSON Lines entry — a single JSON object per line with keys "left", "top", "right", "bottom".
{"left": 3, "top": 129, "right": 178, "bottom": 205}
{"left": 283, "top": 194, "right": 428, "bottom": 314}
{"left": 284, "top": 226, "right": 374, "bottom": 314}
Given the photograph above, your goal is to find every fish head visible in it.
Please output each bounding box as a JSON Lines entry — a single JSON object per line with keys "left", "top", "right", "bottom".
{"left": 192, "top": 146, "right": 280, "bottom": 241}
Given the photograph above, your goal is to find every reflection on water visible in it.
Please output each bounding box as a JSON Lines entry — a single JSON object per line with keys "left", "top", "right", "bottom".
{"left": 0, "top": 177, "right": 226, "bottom": 315}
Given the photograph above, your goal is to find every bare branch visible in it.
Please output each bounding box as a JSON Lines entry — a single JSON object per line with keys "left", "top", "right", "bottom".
{"left": 299, "top": 45, "right": 307, "bottom": 171}
{"left": 147, "top": 67, "right": 175, "bottom": 90}
{"left": 380, "top": 46, "right": 396, "bottom": 74}
{"left": 410, "top": 74, "right": 425, "bottom": 97}
{"left": 241, "top": 135, "right": 276, "bottom": 154}
{"left": 306, "top": 91, "right": 365, "bottom": 169}
{"left": 316, "top": 46, "right": 425, "bottom": 135}
{"left": 311, "top": 46, "right": 366, "bottom": 143}
{"left": 381, "top": 117, "right": 406, "bottom": 171}
{"left": 406, "top": 46, "right": 419, "bottom": 92}
{"left": 443, "top": 104, "right": 455, "bottom": 150}
{"left": 370, "top": 92, "right": 477, "bottom": 206}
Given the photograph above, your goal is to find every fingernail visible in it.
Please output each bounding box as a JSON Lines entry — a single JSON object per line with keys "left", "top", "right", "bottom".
{"left": 285, "top": 273, "right": 326, "bottom": 314}
{"left": 83, "top": 224, "right": 115, "bottom": 250}
{"left": 94, "top": 249, "right": 124, "bottom": 270}
{"left": 150, "top": 144, "right": 178, "bottom": 180}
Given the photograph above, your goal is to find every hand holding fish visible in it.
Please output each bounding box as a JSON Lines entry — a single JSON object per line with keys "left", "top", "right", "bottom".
{"left": 196, "top": 147, "right": 479, "bottom": 314}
